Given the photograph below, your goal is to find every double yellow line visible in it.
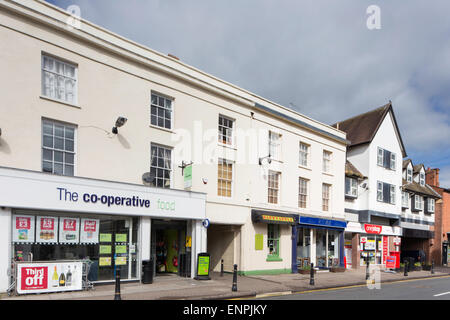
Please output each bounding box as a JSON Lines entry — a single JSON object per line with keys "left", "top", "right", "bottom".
{"left": 230, "top": 275, "right": 450, "bottom": 300}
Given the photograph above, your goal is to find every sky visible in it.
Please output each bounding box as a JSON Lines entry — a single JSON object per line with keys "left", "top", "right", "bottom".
{"left": 46, "top": 0, "right": 450, "bottom": 187}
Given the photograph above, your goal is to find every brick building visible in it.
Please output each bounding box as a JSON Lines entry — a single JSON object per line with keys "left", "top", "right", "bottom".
{"left": 426, "top": 168, "right": 450, "bottom": 265}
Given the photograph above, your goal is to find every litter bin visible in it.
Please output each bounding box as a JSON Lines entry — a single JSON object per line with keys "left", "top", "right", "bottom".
{"left": 142, "top": 259, "right": 154, "bottom": 284}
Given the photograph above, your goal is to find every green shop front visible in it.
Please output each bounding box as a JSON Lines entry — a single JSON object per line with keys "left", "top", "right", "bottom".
{"left": 0, "top": 167, "right": 207, "bottom": 294}
{"left": 292, "top": 216, "right": 346, "bottom": 272}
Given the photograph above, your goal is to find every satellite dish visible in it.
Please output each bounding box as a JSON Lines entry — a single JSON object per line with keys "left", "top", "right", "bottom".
{"left": 142, "top": 172, "right": 155, "bottom": 184}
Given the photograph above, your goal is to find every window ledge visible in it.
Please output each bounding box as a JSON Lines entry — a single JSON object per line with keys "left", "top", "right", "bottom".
{"left": 322, "top": 172, "right": 334, "bottom": 177}
{"left": 149, "top": 124, "right": 175, "bottom": 134}
{"left": 298, "top": 165, "right": 311, "bottom": 171}
{"left": 266, "top": 256, "right": 283, "bottom": 262}
{"left": 40, "top": 96, "right": 80, "bottom": 109}
{"left": 345, "top": 195, "right": 357, "bottom": 200}
{"left": 218, "top": 142, "right": 237, "bottom": 150}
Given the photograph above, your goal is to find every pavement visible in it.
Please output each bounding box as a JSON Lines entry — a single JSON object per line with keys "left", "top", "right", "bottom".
{"left": 2, "top": 266, "right": 450, "bottom": 300}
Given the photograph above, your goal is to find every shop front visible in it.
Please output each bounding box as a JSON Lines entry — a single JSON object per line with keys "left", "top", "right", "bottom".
{"left": 0, "top": 167, "right": 206, "bottom": 294}
{"left": 345, "top": 222, "right": 402, "bottom": 269}
{"left": 292, "top": 216, "right": 346, "bottom": 272}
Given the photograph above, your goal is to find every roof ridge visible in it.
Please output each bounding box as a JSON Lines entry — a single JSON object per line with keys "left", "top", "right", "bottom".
{"left": 332, "top": 102, "right": 391, "bottom": 127}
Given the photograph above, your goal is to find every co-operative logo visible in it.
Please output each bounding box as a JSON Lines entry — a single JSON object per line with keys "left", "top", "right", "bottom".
{"left": 21, "top": 267, "right": 48, "bottom": 290}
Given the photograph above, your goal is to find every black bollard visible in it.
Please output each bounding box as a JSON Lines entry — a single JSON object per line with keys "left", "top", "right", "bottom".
{"left": 365, "top": 257, "right": 370, "bottom": 280}
{"left": 309, "top": 263, "right": 315, "bottom": 286}
{"left": 404, "top": 260, "right": 408, "bottom": 277}
{"left": 221, "top": 259, "right": 224, "bottom": 277}
{"left": 232, "top": 264, "right": 237, "bottom": 292}
{"left": 431, "top": 260, "right": 435, "bottom": 274}
{"left": 114, "top": 269, "right": 121, "bottom": 300}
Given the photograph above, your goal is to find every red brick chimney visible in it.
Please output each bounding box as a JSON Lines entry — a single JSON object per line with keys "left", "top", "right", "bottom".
{"left": 426, "top": 167, "right": 440, "bottom": 187}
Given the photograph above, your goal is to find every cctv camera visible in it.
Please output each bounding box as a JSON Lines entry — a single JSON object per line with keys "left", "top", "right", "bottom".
{"left": 115, "top": 117, "right": 127, "bottom": 128}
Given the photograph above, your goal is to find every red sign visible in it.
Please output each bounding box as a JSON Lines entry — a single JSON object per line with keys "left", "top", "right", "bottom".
{"left": 20, "top": 266, "right": 48, "bottom": 291}
{"left": 386, "top": 256, "right": 397, "bottom": 269}
{"left": 360, "top": 237, "right": 367, "bottom": 244}
{"left": 40, "top": 218, "right": 54, "bottom": 231}
{"left": 364, "top": 224, "right": 382, "bottom": 234}
{"left": 382, "top": 236, "right": 389, "bottom": 264}
{"left": 84, "top": 220, "right": 97, "bottom": 232}
{"left": 63, "top": 218, "right": 77, "bottom": 231}
{"left": 393, "top": 237, "right": 401, "bottom": 246}
{"left": 16, "top": 217, "right": 31, "bottom": 229}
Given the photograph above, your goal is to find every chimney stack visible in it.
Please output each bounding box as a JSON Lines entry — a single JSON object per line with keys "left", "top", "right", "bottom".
{"left": 425, "top": 167, "right": 440, "bottom": 187}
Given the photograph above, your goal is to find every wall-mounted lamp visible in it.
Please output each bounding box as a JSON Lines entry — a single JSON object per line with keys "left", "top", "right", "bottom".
{"left": 258, "top": 154, "right": 272, "bottom": 165}
{"left": 112, "top": 117, "right": 127, "bottom": 134}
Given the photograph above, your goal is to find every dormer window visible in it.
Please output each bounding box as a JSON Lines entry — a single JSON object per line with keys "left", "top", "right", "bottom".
{"left": 406, "top": 168, "right": 412, "bottom": 183}
{"left": 420, "top": 172, "right": 425, "bottom": 186}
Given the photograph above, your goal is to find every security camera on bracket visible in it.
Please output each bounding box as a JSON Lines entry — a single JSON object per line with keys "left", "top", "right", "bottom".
{"left": 112, "top": 116, "right": 127, "bottom": 134}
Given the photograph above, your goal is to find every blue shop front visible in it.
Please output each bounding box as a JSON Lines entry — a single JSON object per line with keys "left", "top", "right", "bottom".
{"left": 291, "top": 216, "right": 347, "bottom": 272}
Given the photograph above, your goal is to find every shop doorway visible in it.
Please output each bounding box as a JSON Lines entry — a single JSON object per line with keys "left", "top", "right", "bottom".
{"left": 151, "top": 219, "right": 187, "bottom": 277}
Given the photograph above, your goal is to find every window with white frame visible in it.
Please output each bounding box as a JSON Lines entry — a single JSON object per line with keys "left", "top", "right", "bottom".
{"left": 268, "top": 131, "right": 282, "bottom": 161}
{"left": 299, "top": 142, "right": 309, "bottom": 167}
{"left": 150, "top": 144, "right": 172, "bottom": 188}
{"left": 268, "top": 170, "right": 280, "bottom": 204}
{"left": 377, "top": 147, "right": 396, "bottom": 170}
{"left": 42, "top": 55, "right": 77, "bottom": 105}
{"left": 151, "top": 93, "right": 173, "bottom": 130}
{"left": 414, "top": 195, "right": 423, "bottom": 211}
{"left": 402, "top": 191, "right": 409, "bottom": 208}
{"left": 322, "top": 184, "right": 331, "bottom": 211}
{"left": 218, "top": 115, "right": 234, "bottom": 145}
{"left": 407, "top": 168, "right": 412, "bottom": 183}
{"left": 323, "top": 150, "right": 332, "bottom": 173}
{"left": 420, "top": 172, "right": 425, "bottom": 186}
{"left": 298, "top": 177, "right": 308, "bottom": 208}
{"left": 218, "top": 159, "right": 233, "bottom": 197}
{"left": 427, "top": 198, "right": 435, "bottom": 213}
{"left": 377, "top": 181, "right": 396, "bottom": 204}
{"left": 42, "top": 119, "right": 75, "bottom": 176}
{"left": 345, "top": 177, "right": 357, "bottom": 197}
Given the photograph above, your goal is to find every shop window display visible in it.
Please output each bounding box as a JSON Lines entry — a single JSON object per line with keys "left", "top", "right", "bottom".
{"left": 297, "top": 228, "right": 311, "bottom": 268}
{"left": 12, "top": 211, "right": 139, "bottom": 282}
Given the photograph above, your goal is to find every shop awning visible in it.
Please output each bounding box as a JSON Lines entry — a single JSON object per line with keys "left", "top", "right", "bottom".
{"left": 251, "top": 210, "right": 296, "bottom": 225}
{"left": 403, "top": 228, "right": 433, "bottom": 239}
{"left": 298, "top": 216, "right": 347, "bottom": 229}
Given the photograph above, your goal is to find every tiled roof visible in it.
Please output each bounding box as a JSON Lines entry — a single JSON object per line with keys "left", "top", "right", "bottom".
{"left": 402, "top": 180, "right": 441, "bottom": 198}
{"left": 345, "top": 160, "right": 365, "bottom": 179}
{"left": 332, "top": 102, "right": 407, "bottom": 157}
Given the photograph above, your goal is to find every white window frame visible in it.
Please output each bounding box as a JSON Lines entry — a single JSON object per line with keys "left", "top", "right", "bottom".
{"left": 268, "top": 170, "right": 280, "bottom": 204}
{"left": 42, "top": 119, "right": 76, "bottom": 176}
{"left": 415, "top": 195, "right": 423, "bottom": 211}
{"left": 299, "top": 142, "right": 309, "bottom": 167}
{"left": 345, "top": 177, "right": 357, "bottom": 197}
{"left": 377, "top": 181, "right": 383, "bottom": 202}
{"left": 150, "top": 92, "right": 173, "bottom": 130}
{"left": 322, "top": 183, "right": 331, "bottom": 212}
{"left": 419, "top": 172, "right": 425, "bottom": 186}
{"left": 390, "top": 153, "right": 396, "bottom": 170}
{"left": 390, "top": 184, "right": 396, "bottom": 204}
{"left": 406, "top": 168, "right": 412, "bottom": 183}
{"left": 402, "top": 191, "right": 409, "bottom": 208}
{"left": 298, "top": 177, "right": 308, "bottom": 208}
{"left": 428, "top": 198, "right": 435, "bottom": 213}
{"left": 218, "top": 114, "right": 234, "bottom": 146}
{"left": 322, "top": 150, "right": 332, "bottom": 173}
{"left": 377, "top": 147, "right": 383, "bottom": 166}
{"left": 268, "top": 131, "right": 282, "bottom": 161}
{"left": 41, "top": 54, "right": 78, "bottom": 105}
{"left": 217, "top": 158, "right": 233, "bottom": 198}
{"left": 150, "top": 143, "right": 173, "bottom": 189}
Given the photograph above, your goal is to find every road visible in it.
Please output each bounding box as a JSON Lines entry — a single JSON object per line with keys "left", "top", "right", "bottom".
{"left": 254, "top": 276, "right": 450, "bottom": 300}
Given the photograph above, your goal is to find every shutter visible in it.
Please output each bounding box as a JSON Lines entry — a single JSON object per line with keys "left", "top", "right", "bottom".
{"left": 424, "top": 197, "right": 428, "bottom": 213}
{"left": 383, "top": 150, "right": 391, "bottom": 169}
{"left": 383, "top": 183, "right": 390, "bottom": 203}
{"left": 345, "top": 178, "right": 350, "bottom": 195}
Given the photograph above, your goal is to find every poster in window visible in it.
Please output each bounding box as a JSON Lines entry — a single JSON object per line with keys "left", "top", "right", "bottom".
{"left": 80, "top": 218, "right": 99, "bottom": 244}
{"left": 13, "top": 215, "right": 35, "bottom": 243}
{"left": 59, "top": 217, "right": 79, "bottom": 244}
{"left": 36, "top": 216, "right": 58, "bottom": 243}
